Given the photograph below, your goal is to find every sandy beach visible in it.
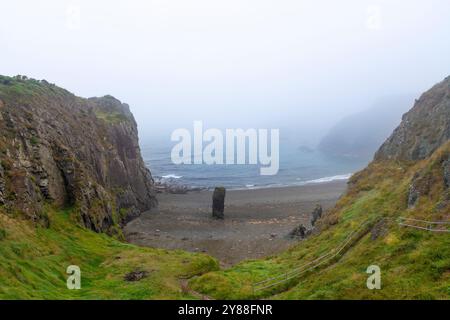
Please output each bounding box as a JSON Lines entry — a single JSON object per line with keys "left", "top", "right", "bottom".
{"left": 124, "top": 181, "right": 347, "bottom": 266}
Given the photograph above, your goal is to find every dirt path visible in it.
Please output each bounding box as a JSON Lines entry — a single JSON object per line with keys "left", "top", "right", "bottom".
{"left": 124, "top": 181, "right": 347, "bottom": 266}
{"left": 180, "top": 279, "right": 213, "bottom": 300}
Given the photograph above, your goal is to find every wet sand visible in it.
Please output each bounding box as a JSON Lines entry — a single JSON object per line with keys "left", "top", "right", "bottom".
{"left": 124, "top": 181, "right": 347, "bottom": 266}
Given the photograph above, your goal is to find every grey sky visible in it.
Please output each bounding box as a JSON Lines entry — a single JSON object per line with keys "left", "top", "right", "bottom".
{"left": 1, "top": 0, "right": 450, "bottom": 141}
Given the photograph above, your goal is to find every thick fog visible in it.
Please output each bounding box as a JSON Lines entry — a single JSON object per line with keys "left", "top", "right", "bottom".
{"left": 1, "top": 0, "right": 450, "bottom": 143}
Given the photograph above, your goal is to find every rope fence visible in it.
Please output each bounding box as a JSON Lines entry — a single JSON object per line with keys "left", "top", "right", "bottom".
{"left": 398, "top": 217, "right": 450, "bottom": 233}
{"left": 252, "top": 218, "right": 375, "bottom": 293}
{"left": 251, "top": 216, "right": 449, "bottom": 294}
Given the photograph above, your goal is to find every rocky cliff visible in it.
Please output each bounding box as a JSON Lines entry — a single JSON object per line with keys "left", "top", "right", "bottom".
{"left": 0, "top": 75, "right": 156, "bottom": 235}
{"left": 375, "top": 76, "right": 450, "bottom": 161}
{"left": 189, "top": 77, "right": 450, "bottom": 299}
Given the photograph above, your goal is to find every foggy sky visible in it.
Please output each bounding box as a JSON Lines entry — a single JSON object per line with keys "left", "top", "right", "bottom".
{"left": 1, "top": 0, "right": 450, "bottom": 143}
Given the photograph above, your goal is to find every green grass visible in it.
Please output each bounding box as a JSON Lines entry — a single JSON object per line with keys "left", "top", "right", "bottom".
{"left": 0, "top": 75, "right": 72, "bottom": 105}
{"left": 0, "top": 75, "right": 127, "bottom": 127}
{"left": 94, "top": 110, "right": 129, "bottom": 124}
{"left": 189, "top": 143, "right": 450, "bottom": 300}
{"left": 1, "top": 76, "right": 46, "bottom": 95}
{"left": 29, "top": 136, "right": 39, "bottom": 146}
{"left": 1, "top": 78, "right": 448, "bottom": 300}
{"left": 0, "top": 208, "right": 219, "bottom": 299}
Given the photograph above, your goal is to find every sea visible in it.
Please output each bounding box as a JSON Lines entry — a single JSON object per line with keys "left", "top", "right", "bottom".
{"left": 140, "top": 136, "right": 369, "bottom": 191}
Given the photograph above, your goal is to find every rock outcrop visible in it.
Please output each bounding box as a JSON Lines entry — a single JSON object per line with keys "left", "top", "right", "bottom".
{"left": 124, "top": 270, "right": 149, "bottom": 282}
{"left": 310, "top": 204, "right": 323, "bottom": 226}
{"left": 0, "top": 75, "right": 156, "bottom": 234}
{"left": 407, "top": 171, "right": 434, "bottom": 208}
{"left": 443, "top": 155, "right": 450, "bottom": 188}
{"left": 289, "top": 205, "right": 323, "bottom": 240}
{"left": 372, "top": 76, "right": 449, "bottom": 210}
{"left": 375, "top": 77, "right": 450, "bottom": 161}
{"left": 288, "top": 224, "right": 311, "bottom": 239}
{"left": 370, "top": 219, "right": 388, "bottom": 241}
{"left": 0, "top": 162, "right": 5, "bottom": 205}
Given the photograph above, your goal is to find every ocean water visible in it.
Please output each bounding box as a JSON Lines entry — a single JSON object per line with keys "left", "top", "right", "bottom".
{"left": 140, "top": 137, "right": 369, "bottom": 190}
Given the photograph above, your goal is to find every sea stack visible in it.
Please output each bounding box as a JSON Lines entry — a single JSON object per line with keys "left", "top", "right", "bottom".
{"left": 212, "top": 187, "right": 226, "bottom": 219}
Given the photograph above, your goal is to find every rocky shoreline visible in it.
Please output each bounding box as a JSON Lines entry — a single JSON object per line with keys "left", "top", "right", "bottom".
{"left": 153, "top": 177, "right": 206, "bottom": 194}
{"left": 125, "top": 180, "right": 347, "bottom": 266}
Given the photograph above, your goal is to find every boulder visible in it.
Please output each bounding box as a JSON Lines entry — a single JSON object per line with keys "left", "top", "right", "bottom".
{"left": 124, "top": 270, "right": 149, "bottom": 282}
{"left": 288, "top": 224, "right": 310, "bottom": 239}
{"left": 212, "top": 187, "right": 226, "bottom": 219}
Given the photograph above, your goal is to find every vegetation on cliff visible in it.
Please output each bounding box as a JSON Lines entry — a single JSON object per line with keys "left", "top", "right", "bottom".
{"left": 0, "top": 75, "right": 220, "bottom": 299}
{"left": 0, "top": 75, "right": 448, "bottom": 300}
{"left": 189, "top": 78, "right": 450, "bottom": 300}
{"left": 0, "top": 75, "right": 156, "bottom": 236}
{"left": 189, "top": 142, "right": 449, "bottom": 299}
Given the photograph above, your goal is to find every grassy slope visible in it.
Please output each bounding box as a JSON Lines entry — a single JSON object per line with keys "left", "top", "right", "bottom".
{"left": 189, "top": 143, "right": 450, "bottom": 300}
{"left": 1, "top": 75, "right": 448, "bottom": 300}
{"left": 0, "top": 207, "right": 219, "bottom": 299}
{"left": 0, "top": 75, "right": 218, "bottom": 299}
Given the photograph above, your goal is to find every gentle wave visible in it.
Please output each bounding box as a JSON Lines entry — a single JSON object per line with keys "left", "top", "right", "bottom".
{"left": 161, "top": 174, "right": 183, "bottom": 179}
{"left": 234, "top": 174, "right": 352, "bottom": 190}
{"left": 301, "top": 173, "right": 352, "bottom": 185}
{"left": 155, "top": 173, "right": 352, "bottom": 191}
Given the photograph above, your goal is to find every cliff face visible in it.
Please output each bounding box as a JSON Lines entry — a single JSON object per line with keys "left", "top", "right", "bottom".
{"left": 0, "top": 75, "right": 156, "bottom": 235}
{"left": 375, "top": 77, "right": 450, "bottom": 161}
{"left": 189, "top": 77, "right": 450, "bottom": 300}
{"left": 372, "top": 76, "right": 450, "bottom": 211}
